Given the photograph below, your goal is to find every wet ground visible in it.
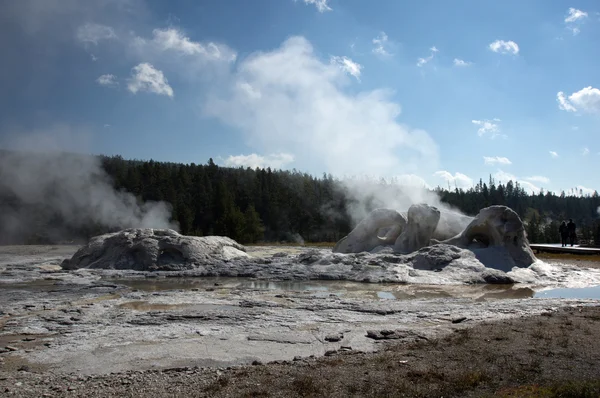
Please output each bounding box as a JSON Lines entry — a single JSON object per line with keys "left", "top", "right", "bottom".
{"left": 0, "top": 245, "right": 599, "bottom": 377}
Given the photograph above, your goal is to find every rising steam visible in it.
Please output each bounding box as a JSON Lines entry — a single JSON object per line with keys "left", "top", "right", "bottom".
{"left": 0, "top": 129, "right": 177, "bottom": 243}
{"left": 337, "top": 177, "right": 471, "bottom": 233}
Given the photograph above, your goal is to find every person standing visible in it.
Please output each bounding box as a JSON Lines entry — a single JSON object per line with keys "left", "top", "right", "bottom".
{"left": 559, "top": 221, "right": 568, "bottom": 247}
{"left": 567, "top": 218, "right": 577, "bottom": 247}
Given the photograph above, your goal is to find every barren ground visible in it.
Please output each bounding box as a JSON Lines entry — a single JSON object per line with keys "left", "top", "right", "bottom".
{"left": 0, "top": 245, "right": 599, "bottom": 397}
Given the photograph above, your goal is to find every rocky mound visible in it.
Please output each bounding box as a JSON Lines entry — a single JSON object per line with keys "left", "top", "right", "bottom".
{"left": 61, "top": 229, "right": 249, "bottom": 271}
{"left": 334, "top": 205, "right": 536, "bottom": 269}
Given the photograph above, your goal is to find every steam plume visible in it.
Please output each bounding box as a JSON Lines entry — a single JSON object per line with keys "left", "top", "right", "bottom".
{"left": 338, "top": 177, "right": 470, "bottom": 232}
{"left": 0, "top": 128, "right": 177, "bottom": 243}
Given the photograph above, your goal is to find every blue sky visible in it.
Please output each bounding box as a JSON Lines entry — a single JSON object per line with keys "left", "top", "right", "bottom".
{"left": 1, "top": 0, "right": 599, "bottom": 195}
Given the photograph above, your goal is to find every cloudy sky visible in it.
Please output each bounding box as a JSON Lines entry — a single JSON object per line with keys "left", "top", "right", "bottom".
{"left": 1, "top": 0, "right": 598, "bottom": 195}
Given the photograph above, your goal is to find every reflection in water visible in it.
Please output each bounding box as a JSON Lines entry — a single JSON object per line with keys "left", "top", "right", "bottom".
{"left": 108, "top": 277, "right": 538, "bottom": 301}
{"left": 534, "top": 285, "right": 600, "bottom": 300}
{"left": 7, "top": 276, "right": 598, "bottom": 302}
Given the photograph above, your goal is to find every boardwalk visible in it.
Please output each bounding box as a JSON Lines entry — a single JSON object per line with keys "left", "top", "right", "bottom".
{"left": 529, "top": 243, "right": 600, "bottom": 255}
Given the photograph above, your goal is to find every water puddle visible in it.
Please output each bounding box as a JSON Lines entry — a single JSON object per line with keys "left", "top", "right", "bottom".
{"left": 0, "top": 279, "right": 63, "bottom": 291}
{"left": 534, "top": 285, "right": 600, "bottom": 300}
{"left": 110, "top": 278, "right": 232, "bottom": 292}
{"left": 108, "top": 277, "right": 537, "bottom": 301}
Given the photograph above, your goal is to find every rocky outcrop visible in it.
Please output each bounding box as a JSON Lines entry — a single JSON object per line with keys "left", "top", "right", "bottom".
{"left": 333, "top": 208, "right": 406, "bottom": 254}
{"left": 394, "top": 204, "right": 441, "bottom": 253}
{"left": 61, "top": 229, "right": 249, "bottom": 271}
{"left": 442, "top": 205, "right": 536, "bottom": 269}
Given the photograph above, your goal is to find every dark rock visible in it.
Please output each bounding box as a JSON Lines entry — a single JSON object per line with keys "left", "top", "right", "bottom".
{"left": 482, "top": 272, "right": 514, "bottom": 284}
{"left": 324, "top": 333, "right": 343, "bottom": 342}
{"left": 451, "top": 317, "right": 468, "bottom": 324}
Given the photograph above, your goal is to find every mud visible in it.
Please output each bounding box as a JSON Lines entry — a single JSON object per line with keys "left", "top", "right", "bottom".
{"left": 1, "top": 245, "right": 599, "bottom": 377}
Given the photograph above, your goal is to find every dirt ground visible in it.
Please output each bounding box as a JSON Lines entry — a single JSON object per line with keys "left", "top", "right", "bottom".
{"left": 1, "top": 305, "right": 599, "bottom": 397}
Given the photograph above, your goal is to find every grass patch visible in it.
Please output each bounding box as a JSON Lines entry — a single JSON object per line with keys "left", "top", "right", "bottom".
{"left": 204, "top": 376, "right": 229, "bottom": 394}
{"left": 291, "top": 375, "right": 323, "bottom": 397}
{"left": 495, "top": 379, "right": 600, "bottom": 397}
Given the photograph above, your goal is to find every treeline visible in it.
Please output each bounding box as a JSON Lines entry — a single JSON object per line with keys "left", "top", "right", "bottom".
{"left": 2, "top": 154, "right": 600, "bottom": 245}
{"left": 101, "top": 156, "right": 353, "bottom": 244}
{"left": 437, "top": 178, "right": 600, "bottom": 245}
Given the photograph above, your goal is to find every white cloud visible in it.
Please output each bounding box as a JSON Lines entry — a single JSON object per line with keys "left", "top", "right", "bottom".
{"left": 576, "top": 186, "right": 596, "bottom": 196}
{"left": 519, "top": 180, "right": 542, "bottom": 194}
{"left": 557, "top": 91, "right": 577, "bottom": 112}
{"left": 525, "top": 176, "right": 550, "bottom": 184}
{"left": 489, "top": 40, "right": 519, "bottom": 55}
{"left": 204, "top": 36, "right": 439, "bottom": 178}
{"left": 302, "top": 0, "right": 332, "bottom": 12}
{"left": 433, "top": 171, "right": 473, "bottom": 190}
{"left": 372, "top": 32, "right": 391, "bottom": 57}
{"left": 130, "top": 28, "right": 237, "bottom": 73}
{"left": 563, "top": 8, "right": 588, "bottom": 35}
{"left": 330, "top": 56, "right": 362, "bottom": 81}
{"left": 76, "top": 23, "right": 117, "bottom": 45}
{"left": 223, "top": 153, "right": 295, "bottom": 169}
{"left": 127, "top": 63, "right": 173, "bottom": 97}
{"left": 472, "top": 119, "right": 504, "bottom": 138}
{"left": 483, "top": 156, "right": 512, "bottom": 165}
{"left": 494, "top": 170, "right": 541, "bottom": 194}
{"left": 582, "top": 147, "right": 590, "bottom": 156}
{"left": 453, "top": 58, "right": 471, "bottom": 67}
{"left": 565, "top": 7, "right": 588, "bottom": 23}
{"left": 493, "top": 170, "right": 518, "bottom": 184}
{"left": 96, "top": 74, "right": 118, "bottom": 87}
{"left": 558, "top": 86, "right": 600, "bottom": 114}
{"left": 149, "top": 28, "right": 236, "bottom": 61}
{"left": 417, "top": 46, "right": 438, "bottom": 67}
{"left": 549, "top": 151, "right": 559, "bottom": 158}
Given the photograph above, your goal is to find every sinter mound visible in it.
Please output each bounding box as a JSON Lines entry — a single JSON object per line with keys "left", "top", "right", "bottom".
{"left": 61, "top": 228, "right": 249, "bottom": 271}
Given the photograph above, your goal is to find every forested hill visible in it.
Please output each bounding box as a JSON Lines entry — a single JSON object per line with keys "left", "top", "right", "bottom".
{"left": 1, "top": 153, "right": 599, "bottom": 245}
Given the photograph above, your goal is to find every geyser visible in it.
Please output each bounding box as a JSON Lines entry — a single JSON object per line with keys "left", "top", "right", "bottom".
{"left": 334, "top": 205, "right": 537, "bottom": 269}
{"left": 61, "top": 229, "right": 248, "bottom": 271}
{"left": 61, "top": 207, "right": 536, "bottom": 285}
